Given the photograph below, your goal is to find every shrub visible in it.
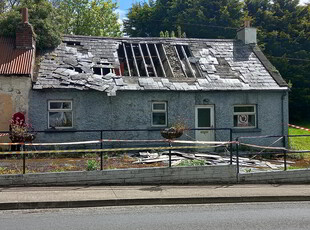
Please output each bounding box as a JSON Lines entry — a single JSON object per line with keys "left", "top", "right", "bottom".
{"left": 178, "top": 159, "right": 207, "bottom": 166}
{"left": 86, "top": 159, "right": 99, "bottom": 171}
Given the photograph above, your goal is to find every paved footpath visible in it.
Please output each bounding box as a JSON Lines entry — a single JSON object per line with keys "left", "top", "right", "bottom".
{"left": 1, "top": 184, "right": 310, "bottom": 210}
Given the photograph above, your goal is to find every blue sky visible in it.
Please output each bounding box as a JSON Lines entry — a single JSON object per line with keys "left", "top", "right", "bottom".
{"left": 115, "top": 0, "right": 144, "bottom": 20}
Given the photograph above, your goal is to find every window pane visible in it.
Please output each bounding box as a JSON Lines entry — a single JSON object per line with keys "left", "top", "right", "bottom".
{"left": 49, "top": 112, "right": 72, "bottom": 128}
{"left": 50, "top": 102, "right": 71, "bottom": 110}
{"left": 50, "top": 102, "right": 62, "bottom": 109}
{"left": 248, "top": 115, "right": 255, "bottom": 127}
{"left": 234, "top": 114, "right": 255, "bottom": 127}
{"left": 234, "top": 106, "right": 254, "bottom": 113}
{"left": 198, "top": 108, "right": 211, "bottom": 127}
{"left": 62, "top": 102, "right": 71, "bottom": 109}
{"left": 153, "top": 103, "right": 165, "bottom": 111}
{"left": 153, "top": 112, "right": 166, "bottom": 126}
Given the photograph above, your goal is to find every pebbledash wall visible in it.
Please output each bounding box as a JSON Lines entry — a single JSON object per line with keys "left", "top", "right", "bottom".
{"left": 0, "top": 165, "right": 237, "bottom": 186}
{"left": 0, "top": 76, "right": 32, "bottom": 144}
{"left": 1, "top": 166, "right": 310, "bottom": 186}
{"left": 29, "top": 89, "right": 288, "bottom": 147}
{"left": 239, "top": 169, "right": 310, "bottom": 184}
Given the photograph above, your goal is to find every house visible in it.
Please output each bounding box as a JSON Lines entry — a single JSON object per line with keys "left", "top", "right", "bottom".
{"left": 28, "top": 22, "right": 288, "bottom": 147}
{"left": 0, "top": 8, "right": 35, "bottom": 143}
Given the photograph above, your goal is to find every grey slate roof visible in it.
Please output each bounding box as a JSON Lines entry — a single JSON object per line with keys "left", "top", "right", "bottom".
{"left": 33, "top": 35, "right": 288, "bottom": 95}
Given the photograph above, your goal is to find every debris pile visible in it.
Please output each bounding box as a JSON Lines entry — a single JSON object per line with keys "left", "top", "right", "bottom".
{"left": 132, "top": 151, "right": 293, "bottom": 172}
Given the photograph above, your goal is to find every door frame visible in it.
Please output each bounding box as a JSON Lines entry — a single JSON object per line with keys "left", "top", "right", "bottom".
{"left": 195, "top": 105, "right": 215, "bottom": 141}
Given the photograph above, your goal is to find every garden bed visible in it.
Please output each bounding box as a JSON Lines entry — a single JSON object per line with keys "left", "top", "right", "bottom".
{"left": 0, "top": 154, "right": 164, "bottom": 174}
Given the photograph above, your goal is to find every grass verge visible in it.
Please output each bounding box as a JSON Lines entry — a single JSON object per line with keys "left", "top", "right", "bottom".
{"left": 288, "top": 122, "right": 310, "bottom": 159}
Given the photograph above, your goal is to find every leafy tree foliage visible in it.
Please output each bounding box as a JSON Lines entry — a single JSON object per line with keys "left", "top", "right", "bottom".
{"left": 0, "top": 0, "right": 63, "bottom": 50}
{"left": 124, "top": 0, "right": 243, "bottom": 38}
{"left": 59, "top": 0, "right": 122, "bottom": 37}
{"left": 244, "top": 0, "right": 310, "bottom": 121}
{"left": 0, "top": 0, "right": 122, "bottom": 50}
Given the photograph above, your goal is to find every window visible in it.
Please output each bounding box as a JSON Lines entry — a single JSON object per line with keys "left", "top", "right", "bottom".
{"left": 233, "top": 105, "right": 256, "bottom": 128}
{"left": 48, "top": 100, "right": 73, "bottom": 129}
{"left": 152, "top": 102, "right": 167, "bottom": 127}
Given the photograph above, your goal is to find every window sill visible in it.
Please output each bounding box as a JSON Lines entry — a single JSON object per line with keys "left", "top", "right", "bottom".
{"left": 44, "top": 128, "right": 77, "bottom": 133}
{"left": 232, "top": 128, "right": 261, "bottom": 133}
{"left": 148, "top": 126, "right": 167, "bottom": 131}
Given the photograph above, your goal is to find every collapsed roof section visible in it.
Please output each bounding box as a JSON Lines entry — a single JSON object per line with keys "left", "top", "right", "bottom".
{"left": 33, "top": 35, "right": 288, "bottom": 95}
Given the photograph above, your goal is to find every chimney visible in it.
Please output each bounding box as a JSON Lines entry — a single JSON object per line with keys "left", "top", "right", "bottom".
{"left": 237, "top": 19, "right": 257, "bottom": 45}
{"left": 16, "top": 8, "right": 35, "bottom": 49}
{"left": 22, "top": 8, "right": 28, "bottom": 23}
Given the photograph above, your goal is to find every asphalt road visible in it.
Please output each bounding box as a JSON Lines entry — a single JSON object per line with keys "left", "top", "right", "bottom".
{"left": 1, "top": 202, "right": 310, "bottom": 230}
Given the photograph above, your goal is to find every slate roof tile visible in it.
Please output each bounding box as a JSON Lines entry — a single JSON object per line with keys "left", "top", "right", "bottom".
{"left": 33, "top": 35, "right": 288, "bottom": 95}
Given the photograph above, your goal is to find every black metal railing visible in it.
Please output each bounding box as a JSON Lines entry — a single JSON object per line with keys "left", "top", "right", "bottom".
{"left": 0, "top": 128, "right": 233, "bottom": 174}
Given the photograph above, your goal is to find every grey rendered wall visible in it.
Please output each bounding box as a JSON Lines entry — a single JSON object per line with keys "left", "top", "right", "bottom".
{"left": 29, "top": 89, "right": 288, "bottom": 147}
{"left": 0, "top": 165, "right": 237, "bottom": 186}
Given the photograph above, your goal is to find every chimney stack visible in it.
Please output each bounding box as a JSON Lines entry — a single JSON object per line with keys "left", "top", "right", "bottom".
{"left": 16, "top": 8, "right": 35, "bottom": 50}
{"left": 237, "top": 19, "right": 257, "bottom": 45}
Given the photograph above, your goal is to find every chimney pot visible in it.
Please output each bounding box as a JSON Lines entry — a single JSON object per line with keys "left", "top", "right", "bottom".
{"left": 21, "top": 8, "right": 28, "bottom": 23}
{"left": 244, "top": 20, "right": 251, "bottom": 28}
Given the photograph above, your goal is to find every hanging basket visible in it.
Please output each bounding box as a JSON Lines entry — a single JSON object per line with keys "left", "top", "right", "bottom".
{"left": 160, "top": 128, "right": 183, "bottom": 139}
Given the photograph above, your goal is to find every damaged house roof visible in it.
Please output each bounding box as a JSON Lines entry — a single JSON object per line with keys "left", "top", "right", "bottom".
{"left": 33, "top": 35, "right": 288, "bottom": 96}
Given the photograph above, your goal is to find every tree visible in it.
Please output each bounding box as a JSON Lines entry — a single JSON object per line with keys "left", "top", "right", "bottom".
{"left": 60, "top": 0, "right": 122, "bottom": 37}
{"left": 124, "top": 1, "right": 155, "bottom": 37}
{"left": 244, "top": 0, "right": 310, "bottom": 121}
{"left": 0, "top": 0, "right": 123, "bottom": 50}
{"left": 0, "top": 0, "right": 63, "bottom": 50}
{"left": 124, "top": 0, "right": 244, "bottom": 39}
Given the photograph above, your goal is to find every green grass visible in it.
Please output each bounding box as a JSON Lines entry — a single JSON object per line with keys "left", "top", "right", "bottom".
{"left": 287, "top": 165, "right": 309, "bottom": 170}
{"left": 288, "top": 122, "right": 310, "bottom": 159}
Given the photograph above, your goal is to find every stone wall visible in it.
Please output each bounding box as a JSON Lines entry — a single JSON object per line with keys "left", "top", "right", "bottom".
{"left": 0, "top": 165, "right": 237, "bottom": 186}
{"left": 239, "top": 169, "right": 310, "bottom": 184}
{"left": 0, "top": 76, "right": 32, "bottom": 145}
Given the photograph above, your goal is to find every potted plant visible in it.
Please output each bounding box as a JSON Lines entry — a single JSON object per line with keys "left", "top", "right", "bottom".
{"left": 9, "top": 112, "right": 36, "bottom": 143}
{"left": 161, "top": 118, "right": 187, "bottom": 139}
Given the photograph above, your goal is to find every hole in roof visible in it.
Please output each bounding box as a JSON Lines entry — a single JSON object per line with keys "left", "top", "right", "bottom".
{"left": 74, "top": 67, "right": 83, "bottom": 73}
{"left": 102, "top": 68, "right": 110, "bottom": 75}
{"left": 93, "top": 67, "right": 101, "bottom": 75}
{"left": 65, "top": 41, "right": 81, "bottom": 46}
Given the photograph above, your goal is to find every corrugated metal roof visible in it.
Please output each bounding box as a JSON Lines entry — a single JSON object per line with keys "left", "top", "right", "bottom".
{"left": 0, "top": 37, "right": 33, "bottom": 75}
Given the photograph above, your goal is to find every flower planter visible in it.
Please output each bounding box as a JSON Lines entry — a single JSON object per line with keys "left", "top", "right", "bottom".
{"left": 10, "top": 133, "right": 36, "bottom": 143}
{"left": 160, "top": 128, "right": 183, "bottom": 139}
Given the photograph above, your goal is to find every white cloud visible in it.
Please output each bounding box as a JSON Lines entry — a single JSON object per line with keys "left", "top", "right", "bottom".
{"left": 114, "top": 9, "right": 129, "bottom": 32}
{"left": 114, "top": 9, "right": 127, "bottom": 21}
{"left": 300, "top": 0, "right": 309, "bottom": 4}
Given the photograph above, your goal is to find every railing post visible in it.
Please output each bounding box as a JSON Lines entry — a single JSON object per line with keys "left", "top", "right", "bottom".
{"left": 236, "top": 137, "right": 239, "bottom": 176}
{"left": 230, "top": 128, "right": 233, "bottom": 165}
{"left": 169, "top": 141, "right": 172, "bottom": 168}
{"left": 21, "top": 144, "right": 26, "bottom": 174}
{"left": 283, "top": 135, "right": 287, "bottom": 171}
{"left": 100, "top": 130, "right": 103, "bottom": 170}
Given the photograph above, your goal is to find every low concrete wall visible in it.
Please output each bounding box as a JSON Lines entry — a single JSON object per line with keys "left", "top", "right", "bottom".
{"left": 239, "top": 169, "right": 310, "bottom": 184}
{"left": 0, "top": 165, "right": 237, "bottom": 187}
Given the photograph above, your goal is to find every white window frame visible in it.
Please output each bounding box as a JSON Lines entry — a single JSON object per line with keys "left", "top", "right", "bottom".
{"left": 233, "top": 105, "right": 256, "bottom": 128}
{"left": 48, "top": 100, "right": 73, "bottom": 129}
{"left": 151, "top": 101, "right": 167, "bottom": 127}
